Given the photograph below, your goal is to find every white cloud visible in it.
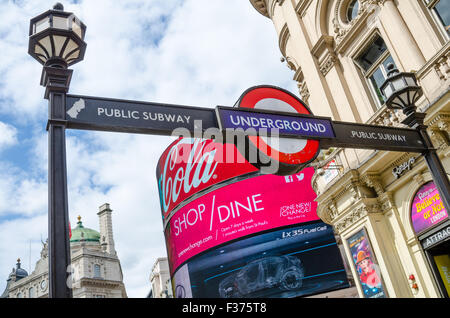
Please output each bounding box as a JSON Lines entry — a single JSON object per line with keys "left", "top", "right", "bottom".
{"left": 0, "top": 122, "right": 17, "bottom": 150}
{"left": 0, "top": 0, "right": 299, "bottom": 297}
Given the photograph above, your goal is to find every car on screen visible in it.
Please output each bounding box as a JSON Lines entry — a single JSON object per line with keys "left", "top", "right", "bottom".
{"left": 218, "top": 255, "right": 304, "bottom": 298}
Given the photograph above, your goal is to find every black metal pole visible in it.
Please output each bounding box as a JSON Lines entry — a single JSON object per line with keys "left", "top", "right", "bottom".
{"left": 403, "top": 112, "right": 450, "bottom": 213}
{"left": 42, "top": 65, "right": 73, "bottom": 298}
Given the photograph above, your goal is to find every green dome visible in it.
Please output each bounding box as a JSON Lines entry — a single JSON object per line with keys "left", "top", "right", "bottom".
{"left": 70, "top": 216, "right": 100, "bottom": 243}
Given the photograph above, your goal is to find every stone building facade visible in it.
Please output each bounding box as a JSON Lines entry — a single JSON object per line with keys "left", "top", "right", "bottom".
{"left": 249, "top": 0, "right": 449, "bottom": 298}
{"left": 1, "top": 203, "right": 127, "bottom": 298}
{"left": 149, "top": 257, "right": 172, "bottom": 298}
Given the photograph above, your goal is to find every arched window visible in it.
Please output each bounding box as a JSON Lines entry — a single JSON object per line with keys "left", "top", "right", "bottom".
{"left": 94, "top": 264, "right": 102, "bottom": 278}
{"left": 28, "top": 287, "right": 35, "bottom": 298}
{"left": 347, "top": 0, "right": 359, "bottom": 22}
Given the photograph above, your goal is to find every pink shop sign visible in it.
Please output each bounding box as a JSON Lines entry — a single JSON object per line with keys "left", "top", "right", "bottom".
{"left": 165, "top": 167, "right": 319, "bottom": 274}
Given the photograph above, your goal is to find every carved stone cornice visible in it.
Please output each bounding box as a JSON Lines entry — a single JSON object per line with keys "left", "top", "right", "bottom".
{"left": 249, "top": 0, "right": 270, "bottom": 18}
{"left": 311, "top": 35, "right": 338, "bottom": 76}
{"left": 360, "top": 173, "right": 384, "bottom": 197}
{"left": 332, "top": 198, "right": 381, "bottom": 234}
{"left": 295, "top": 0, "right": 313, "bottom": 18}
{"left": 427, "top": 112, "right": 450, "bottom": 131}
{"left": 278, "top": 23, "right": 290, "bottom": 58}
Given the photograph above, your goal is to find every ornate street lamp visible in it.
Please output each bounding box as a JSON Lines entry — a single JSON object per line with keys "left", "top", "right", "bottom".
{"left": 28, "top": 3, "right": 87, "bottom": 298}
{"left": 28, "top": 2, "right": 86, "bottom": 68}
{"left": 381, "top": 63, "right": 450, "bottom": 213}
{"left": 381, "top": 64, "right": 423, "bottom": 119}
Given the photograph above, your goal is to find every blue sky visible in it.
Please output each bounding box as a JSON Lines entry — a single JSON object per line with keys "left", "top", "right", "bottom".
{"left": 0, "top": 0, "right": 298, "bottom": 297}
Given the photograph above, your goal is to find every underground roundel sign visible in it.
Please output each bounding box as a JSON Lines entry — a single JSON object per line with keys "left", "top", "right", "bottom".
{"left": 235, "top": 85, "right": 320, "bottom": 176}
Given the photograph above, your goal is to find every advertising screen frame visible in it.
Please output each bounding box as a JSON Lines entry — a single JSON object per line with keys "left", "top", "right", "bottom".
{"left": 172, "top": 221, "right": 349, "bottom": 298}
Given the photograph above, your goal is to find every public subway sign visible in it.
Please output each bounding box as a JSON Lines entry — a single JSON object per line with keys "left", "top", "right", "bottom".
{"left": 321, "top": 121, "right": 427, "bottom": 153}
{"left": 65, "top": 94, "right": 217, "bottom": 135}
{"left": 65, "top": 94, "right": 428, "bottom": 155}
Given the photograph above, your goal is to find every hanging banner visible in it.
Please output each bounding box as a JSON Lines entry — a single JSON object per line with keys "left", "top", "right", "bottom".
{"left": 411, "top": 181, "right": 448, "bottom": 234}
{"left": 347, "top": 228, "right": 387, "bottom": 298}
{"left": 164, "top": 167, "right": 319, "bottom": 274}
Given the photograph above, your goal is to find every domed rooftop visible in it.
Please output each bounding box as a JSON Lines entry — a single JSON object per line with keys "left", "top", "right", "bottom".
{"left": 70, "top": 216, "right": 100, "bottom": 243}
{"left": 12, "top": 258, "right": 28, "bottom": 281}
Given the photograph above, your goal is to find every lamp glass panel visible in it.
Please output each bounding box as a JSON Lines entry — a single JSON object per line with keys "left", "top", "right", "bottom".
{"left": 71, "top": 19, "right": 83, "bottom": 39}
{"left": 405, "top": 76, "right": 417, "bottom": 87}
{"left": 52, "top": 16, "right": 68, "bottom": 30}
{"left": 65, "top": 49, "right": 80, "bottom": 61}
{"left": 38, "top": 36, "right": 52, "bottom": 56}
{"left": 63, "top": 39, "right": 79, "bottom": 58}
{"left": 398, "top": 91, "right": 409, "bottom": 106}
{"left": 34, "top": 44, "right": 48, "bottom": 59}
{"left": 390, "top": 96, "right": 404, "bottom": 109}
{"left": 53, "top": 35, "right": 67, "bottom": 57}
{"left": 35, "top": 17, "right": 50, "bottom": 34}
{"left": 392, "top": 77, "right": 406, "bottom": 91}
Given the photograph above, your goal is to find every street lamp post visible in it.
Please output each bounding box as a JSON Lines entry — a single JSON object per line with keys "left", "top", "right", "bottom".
{"left": 381, "top": 64, "right": 450, "bottom": 212}
{"left": 28, "top": 3, "right": 86, "bottom": 298}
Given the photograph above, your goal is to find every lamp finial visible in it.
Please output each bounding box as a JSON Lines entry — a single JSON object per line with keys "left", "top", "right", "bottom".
{"left": 53, "top": 3, "right": 64, "bottom": 11}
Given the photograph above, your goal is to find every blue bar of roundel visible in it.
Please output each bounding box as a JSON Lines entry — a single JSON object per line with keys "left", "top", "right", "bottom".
{"left": 219, "top": 108, "right": 335, "bottom": 138}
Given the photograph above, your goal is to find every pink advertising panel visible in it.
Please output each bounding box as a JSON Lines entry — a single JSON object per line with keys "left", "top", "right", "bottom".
{"left": 411, "top": 181, "right": 448, "bottom": 234}
{"left": 157, "top": 138, "right": 258, "bottom": 220}
{"left": 164, "top": 167, "right": 319, "bottom": 274}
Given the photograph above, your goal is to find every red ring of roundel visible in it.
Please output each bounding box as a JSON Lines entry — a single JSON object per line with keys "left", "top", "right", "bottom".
{"left": 238, "top": 87, "right": 320, "bottom": 165}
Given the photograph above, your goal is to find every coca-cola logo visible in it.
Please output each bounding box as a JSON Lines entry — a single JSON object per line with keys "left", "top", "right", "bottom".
{"left": 156, "top": 138, "right": 257, "bottom": 219}
{"left": 159, "top": 138, "right": 218, "bottom": 216}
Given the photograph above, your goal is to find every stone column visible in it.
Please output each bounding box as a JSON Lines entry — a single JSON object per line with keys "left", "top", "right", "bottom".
{"left": 378, "top": 0, "right": 426, "bottom": 71}
{"left": 98, "top": 203, "right": 116, "bottom": 256}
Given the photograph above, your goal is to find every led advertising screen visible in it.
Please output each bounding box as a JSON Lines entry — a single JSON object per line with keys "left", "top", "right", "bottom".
{"left": 172, "top": 221, "right": 349, "bottom": 298}
{"left": 157, "top": 138, "right": 349, "bottom": 298}
{"left": 164, "top": 167, "right": 319, "bottom": 274}
{"left": 156, "top": 138, "right": 258, "bottom": 220}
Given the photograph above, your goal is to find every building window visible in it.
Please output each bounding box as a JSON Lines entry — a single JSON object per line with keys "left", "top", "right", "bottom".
{"left": 28, "top": 287, "right": 35, "bottom": 298}
{"left": 347, "top": 0, "right": 359, "bottom": 22}
{"left": 355, "top": 35, "right": 397, "bottom": 107}
{"left": 93, "top": 264, "right": 102, "bottom": 278}
{"left": 17, "top": 292, "right": 22, "bottom": 298}
{"left": 425, "top": 0, "right": 450, "bottom": 36}
{"left": 93, "top": 294, "right": 106, "bottom": 298}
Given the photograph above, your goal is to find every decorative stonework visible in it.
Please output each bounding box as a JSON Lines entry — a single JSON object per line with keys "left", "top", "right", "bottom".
{"left": 311, "top": 35, "right": 338, "bottom": 77}
{"left": 427, "top": 112, "right": 450, "bottom": 150}
{"left": 333, "top": 0, "right": 382, "bottom": 51}
{"left": 293, "top": 67, "right": 310, "bottom": 104}
{"left": 320, "top": 53, "right": 337, "bottom": 76}
{"left": 360, "top": 173, "right": 384, "bottom": 197}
